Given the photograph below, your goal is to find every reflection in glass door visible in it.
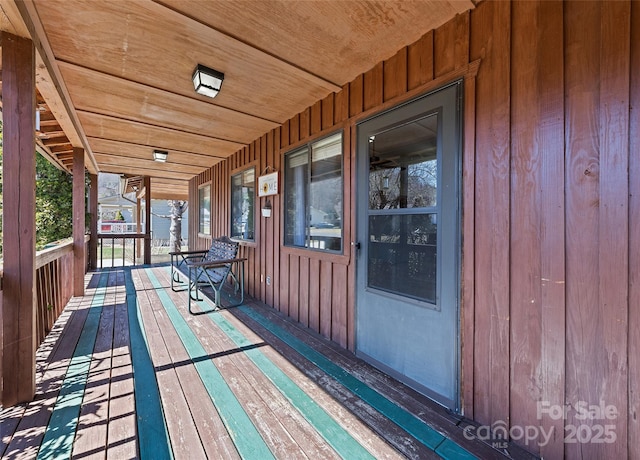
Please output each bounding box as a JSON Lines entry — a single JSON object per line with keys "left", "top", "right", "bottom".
{"left": 367, "top": 114, "right": 439, "bottom": 306}
{"left": 356, "top": 82, "right": 461, "bottom": 410}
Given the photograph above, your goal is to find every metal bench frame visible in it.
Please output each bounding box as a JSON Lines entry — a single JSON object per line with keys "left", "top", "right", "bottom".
{"left": 170, "top": 236, "right": 246, "bottom": 314}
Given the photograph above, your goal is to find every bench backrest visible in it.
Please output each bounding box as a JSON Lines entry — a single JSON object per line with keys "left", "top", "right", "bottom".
{"left": 202, "top": 236, "right": 239, "bottom": 284}
{"left": 204, "top": 236, "right": 239, "bottom": 262}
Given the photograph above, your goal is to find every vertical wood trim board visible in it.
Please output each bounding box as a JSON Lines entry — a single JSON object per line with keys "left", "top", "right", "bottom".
{"left": 469, "top": 0, "right": 511, "bottom": 428}
{"left": 509, "top": 2, "right": 565, "bottom": 457}
{"left": 628, "top": 3, "right": 640, "bottom": 458}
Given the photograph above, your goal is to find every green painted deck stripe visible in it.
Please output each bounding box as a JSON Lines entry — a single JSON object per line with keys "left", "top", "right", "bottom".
{"left": 177, "top": 276, "right": 376, "bottom": 460}
{"left": 435, "top": 438, "right": 478, "bottom": 460}
{"left": 37, "top": 272, "right": 108, "bottom": 460}
{"left": 124, "top": 267, "right": 173, "bottom": 460}
{"left": 238, "top": 306, "right": 476, "bottom": 458}
{"left": 143, "top": 269, "right": 274, "bottom": 460}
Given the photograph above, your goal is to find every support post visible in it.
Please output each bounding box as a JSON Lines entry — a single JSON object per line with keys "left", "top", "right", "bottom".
{"left": 73, "top": 147, "right": 86, "bottom": 296}
{"left": 1, "top": 32, "right": 37, "bottom": 406}
{"left": 136, "top": 195, "right": 142, "bottom": 260}
{"left": 89, "top": 174, "right": 98, "bottom": 270}
{"left": 144, "top": 176, "right": 152, "bottom": 264}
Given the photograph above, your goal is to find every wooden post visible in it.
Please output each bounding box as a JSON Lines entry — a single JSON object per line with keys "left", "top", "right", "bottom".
{"left": 73, "top": 147, "right": 86, "bottom": 296}
{"left": 144, "top": 176, "right": 152, "bottom": 264}
{"left": 89, "top": 174, "right": 98, "bottom": 270}
{"left": 1, "top": 32, "right": 37, "bottom": 406}
{"left": 136, "top": 196, "right": 142, "bottom": 260}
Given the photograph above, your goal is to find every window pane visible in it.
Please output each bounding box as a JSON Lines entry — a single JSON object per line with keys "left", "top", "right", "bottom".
{"left": 199, "top": 184, "right": 211, "bottom": 235}
{"left": 369, "top": 114, "right": 438, "bottom": 210}
{"left": 284, "top": 132, "right": 343, "bottom": 252}
{"left": 284, "top": 148, "right": 308, "bottom": 247}
{"left": 309, "top": 133, "right": 342, "bottom": 251}
{"left": 231, "top": 168, "right": 255, "bottom": 240}
{"left": 368, "top": 213, "right": 437, "bottom": 304}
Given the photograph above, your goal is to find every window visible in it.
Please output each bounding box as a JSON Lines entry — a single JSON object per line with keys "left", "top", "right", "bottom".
{"left": 230, "top": 167, "right": 255, "bottom": 241}
{"left": 284, "top": 132, "right": 343, "bottom": 251}
{"left": 198, "top": 183, "right": 211, "bottom": 235}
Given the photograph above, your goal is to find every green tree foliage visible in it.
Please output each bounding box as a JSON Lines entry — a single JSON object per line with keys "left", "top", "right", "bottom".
{"left": 35, "top": 154, "right": 73, "bottom": 250}
{"left": 0, "top": 120, "right": 81, "bottom": 256}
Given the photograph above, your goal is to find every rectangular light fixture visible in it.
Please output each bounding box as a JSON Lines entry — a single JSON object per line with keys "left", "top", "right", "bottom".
{"left": 153, "top": 150, "right": 168, "bottom": 162}
{"left": 192, "top": 64, "right": 224, "bottom": 98}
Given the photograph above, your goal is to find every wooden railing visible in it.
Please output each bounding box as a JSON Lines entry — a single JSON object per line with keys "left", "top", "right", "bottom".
{"left": 35, "top": 237, "right": 90, "bottom": 345}
{"left": 0, "top": 232, "right": 148, "bottom": 349}
{"left": 97, "top": 233, "right": 148, "bottom": 268}
{"left": 0, "top": 236, "right": 89, "bottom": 347}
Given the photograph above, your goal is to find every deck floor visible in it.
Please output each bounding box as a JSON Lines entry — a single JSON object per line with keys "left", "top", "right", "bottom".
{"left": 1, "top": 266, "right": 533, "bottom": 459}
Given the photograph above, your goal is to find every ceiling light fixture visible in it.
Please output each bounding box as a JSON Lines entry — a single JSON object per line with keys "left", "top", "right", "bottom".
{"left": 153, "top": 150, "right": 168, "bottom": 162}
{"left": 192, "top": 64, "right": 225, "bottom": 99}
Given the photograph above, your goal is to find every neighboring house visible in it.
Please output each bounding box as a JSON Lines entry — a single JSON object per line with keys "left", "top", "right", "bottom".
{"left": 98, "top": 195, "right": 188, "bottom": 243}
{"left": 98, "top": 194, "right": 134, "bottom": 232}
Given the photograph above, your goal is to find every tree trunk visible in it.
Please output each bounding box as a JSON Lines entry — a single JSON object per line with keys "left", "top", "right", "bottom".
{"left": 168, "top": 200, "right": 187, "bottom": 253}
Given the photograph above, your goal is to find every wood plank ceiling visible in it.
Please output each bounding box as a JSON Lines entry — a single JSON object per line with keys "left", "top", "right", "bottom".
{"left": 1, "top": 0, "right": 475, "bottom": 200}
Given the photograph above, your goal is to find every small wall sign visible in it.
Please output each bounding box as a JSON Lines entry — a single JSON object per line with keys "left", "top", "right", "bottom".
{"left": 258, "top": 171, "right": 278, "bottom": 197}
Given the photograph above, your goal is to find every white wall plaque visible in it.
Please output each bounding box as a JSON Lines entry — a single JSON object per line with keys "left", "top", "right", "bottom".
{"left": 258, "top": 171, "right": 278, "bottom": 197}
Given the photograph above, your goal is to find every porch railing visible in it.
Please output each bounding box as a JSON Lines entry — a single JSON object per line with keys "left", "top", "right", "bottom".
{"left": 34, "top": 238, "right": 77, "bottom": 344}
{"left": 0, "top": 237, "right": 89, "bottom": 347}
{"left": 97, "top": 233, "right": 148, "bottom": 268}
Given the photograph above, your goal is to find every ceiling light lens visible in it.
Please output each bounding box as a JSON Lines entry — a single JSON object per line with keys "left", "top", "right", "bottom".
{"left": 153, "top": 150, "right": 168, "bottom": 162}
{"left": 192, "top": 64, "right": 225, "bottom": 99}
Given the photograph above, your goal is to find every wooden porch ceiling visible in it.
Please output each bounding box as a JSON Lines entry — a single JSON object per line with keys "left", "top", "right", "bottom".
{"left": 0, "top": 0, "right": 476, "bottom": 200}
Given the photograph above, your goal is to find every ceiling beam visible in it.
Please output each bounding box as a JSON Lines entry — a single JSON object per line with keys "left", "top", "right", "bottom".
{"left": 87, "top": 137, "right": 226, "bottom": 167}
{"left": 98, "top": 164, "right": 195, "bottom": 181}
{"left": 78, "top": 110, "right": 246, "bottom": 157}
{"left": 154, "top": 0, "right": 343, "bottom": 93}
{"left": 58, "top": 61, "right": 279, "bottom": 145}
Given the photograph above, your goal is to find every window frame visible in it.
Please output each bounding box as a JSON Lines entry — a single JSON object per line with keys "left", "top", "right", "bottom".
{"left": 230, "top": 166, "right": 256, "bottom": 243}
{"left": 283, "top": 130, "right": 344, "bottom": 254}
{"left": 198, "top": 182, "right": 212, "bottom": 237}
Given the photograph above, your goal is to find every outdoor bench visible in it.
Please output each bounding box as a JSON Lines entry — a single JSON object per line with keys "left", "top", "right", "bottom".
{"left": 170, "top": 236, "right": 246, "bottom": 314}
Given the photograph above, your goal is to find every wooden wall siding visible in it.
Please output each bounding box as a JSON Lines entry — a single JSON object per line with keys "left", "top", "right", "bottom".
{"left": 189, "top": 10, "right": 469, "bottom": 352}
{"left": 564, "top": 2, "right": 631, "bottom": 459}
{"left": 510, "top": 2, "right": 565, "bottom": 458}
{"left": 188, "top": 2, "right": 640, "bottom": 456}
{"left": 469, "top": 0, "right": 511, "bottom": 430}
{"left": 629, "top": 4, "right": 640, "bottom": 458}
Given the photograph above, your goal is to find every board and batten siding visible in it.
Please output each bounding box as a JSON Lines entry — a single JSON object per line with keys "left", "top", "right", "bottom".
{"left": 190, "top": 1, "right": 640, "bottom": 457}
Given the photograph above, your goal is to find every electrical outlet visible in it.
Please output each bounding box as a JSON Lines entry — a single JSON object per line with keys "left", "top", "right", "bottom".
{"left": 266, "top": 276, "right": 271, "bottom": 286}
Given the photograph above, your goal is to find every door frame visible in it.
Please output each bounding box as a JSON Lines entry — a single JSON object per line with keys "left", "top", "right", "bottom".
{"left": 353, "top": 80, "right": 464, "bottom": 411}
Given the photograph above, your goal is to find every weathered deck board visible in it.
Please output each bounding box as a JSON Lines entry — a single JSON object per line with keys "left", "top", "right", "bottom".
{"left": 72, "top": 304, "right": 115, "bottom": 459}
{"left": 1, "top": 266, "right": 525, "bottom": 460}
{"left": 152, "top": 267, "right": 349, "bottom": 460}
{"left": 156, "top": 267, "right": 401, "bottom": 456}
{"left": 106, "top": 303, "right": 138, "bottom": 459}
{"left": 134, "top": 268, "right": 236, "bottom": 459}
{"left": 3, "top": 293, "right": 95, "bottom": 459}
{"left": 149, "top": 267, "right": 322, "bottom": 458}
{"left": 130, "top": 268, "right": 208, "bottom": 460}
